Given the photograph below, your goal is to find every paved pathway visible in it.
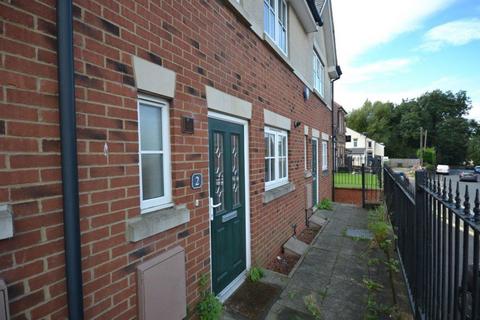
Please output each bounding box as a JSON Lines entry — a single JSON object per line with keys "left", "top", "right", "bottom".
{"left": 264, "top": 203, "right": 412, "bottom": 320}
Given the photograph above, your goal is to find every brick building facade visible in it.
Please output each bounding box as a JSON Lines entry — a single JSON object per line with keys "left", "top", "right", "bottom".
{"left": 0, "top": 0, "right": 340, "bottom": 318}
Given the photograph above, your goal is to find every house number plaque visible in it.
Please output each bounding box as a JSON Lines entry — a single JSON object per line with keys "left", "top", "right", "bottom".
{"left": 191, "top": 173, "right": 203, "bottom": 189}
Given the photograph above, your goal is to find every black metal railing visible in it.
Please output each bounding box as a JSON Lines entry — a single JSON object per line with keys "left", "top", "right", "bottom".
{"left": 384, "top": 165, "right": 480, "bottom": 320}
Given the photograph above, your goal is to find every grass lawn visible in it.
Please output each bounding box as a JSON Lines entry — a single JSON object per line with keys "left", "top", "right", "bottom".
{"left": 334, "top": 172, "right": 381, "bottom": 189}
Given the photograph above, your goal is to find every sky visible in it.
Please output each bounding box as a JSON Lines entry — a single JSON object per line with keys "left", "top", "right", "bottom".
{"left": 331, "top": 0, "right": 480, "bottom": 120}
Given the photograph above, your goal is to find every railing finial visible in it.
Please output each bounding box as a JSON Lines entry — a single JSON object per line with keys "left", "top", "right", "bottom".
{"left": 455, "top": 181, "right": 461, "bottom": 209}
{"left": 448, "top": 179, "right": 453, "bottom": 203}
{"left": 436, "top": 176, "right": 441, "bottom": 195}
{"left": 442, "top": 177, "right": 447, "bottom": 200}
{"left": 474, "top": 189, "right": 480, "bottom": 222}
{"left": 463, "top": 185, "right": 470, "bottom": 216}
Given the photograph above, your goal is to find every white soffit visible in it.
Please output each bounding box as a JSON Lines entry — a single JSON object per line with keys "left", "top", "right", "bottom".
{"left": 133, "top": 56, "right": 176, "bottom": 98}
{"left": 289, "top": 0, "right": 317, "bottom": 33}
{"left": 206, "top": 86, "right": 252, "bottom": 119}
{"left": 264, "top": 109, "right": 291, "bottom": 131}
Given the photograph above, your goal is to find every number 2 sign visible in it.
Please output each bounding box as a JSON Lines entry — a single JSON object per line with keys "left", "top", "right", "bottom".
{"left": 191, "top": 173, "right": 203, "bottom": 189}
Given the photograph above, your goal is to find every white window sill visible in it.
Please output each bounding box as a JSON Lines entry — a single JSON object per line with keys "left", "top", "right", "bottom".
{"left": 141, "top": 202, "right": 174, "bottom": 214}
{"left": 127, "top": 204, "right": 190, "bottom": 242}
{"left": 225, "top": 0, "right": 253, "bottom": 27}
{"left": 263, "top": 32, "right": 291, "bottom": 70}
{"left": 263, "top": 182, "right": 295, "bottom": 204}
{"left": 265, "top": 179, "right": 289, "bottom": 192}
{"left": 304, "top": 170, "right": 312, "bottom": 178}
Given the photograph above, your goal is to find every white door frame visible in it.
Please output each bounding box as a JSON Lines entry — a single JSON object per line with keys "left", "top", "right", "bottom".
{"left": 312, "top": 137, "right": 319, "bottom": 204}
{"left": 207, "top": 111, "right": 251, "bottom": 302}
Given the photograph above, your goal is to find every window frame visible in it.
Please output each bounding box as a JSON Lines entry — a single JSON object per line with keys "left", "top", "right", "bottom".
{"left": 264, "top": 126, "right": 289, "bottom": 190}
{"left": 264, "top": 0, "right": 288, "bottom": 55}
{"left": 353, "top": 138, "right": 358, "bottom": 147}
{"left": 313, "top": 51, "right": 324, "bottom": 96}
{"left": 137, "top": 95, "right": 173, "bottom": 213}
{"left": 322, "top": 140, "right": 328, "bottom": 171}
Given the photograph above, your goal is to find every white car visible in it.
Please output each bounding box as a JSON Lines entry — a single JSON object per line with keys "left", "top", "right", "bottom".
{"left": 436, "top": 164, "right": 450, "bottom": 175}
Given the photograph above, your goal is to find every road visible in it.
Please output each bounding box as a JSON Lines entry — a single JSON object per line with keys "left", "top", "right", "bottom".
{"left": 445, "top": 170, "right": 480, "bottom": 212}
{"left": 392, "top": 168, "right": 480, "bottom": 211}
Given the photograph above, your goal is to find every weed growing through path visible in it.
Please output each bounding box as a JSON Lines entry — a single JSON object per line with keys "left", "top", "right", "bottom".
{"left": 317, "top": 198, "right": 333, "bottom": 210}
{"left": 303, "top": 293, "right": 322, "bottom": 320}
{"left": 248, "top": 266, "right": 264, "bottom": 282}
{"left": 362, "top": 278, "right": 384, "bottom": 291}
{"left": 196, "top": 274, "right": 223, "bottom": 320}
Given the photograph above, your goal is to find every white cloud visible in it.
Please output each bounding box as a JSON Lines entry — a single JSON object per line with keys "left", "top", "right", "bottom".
{"left": 332, "top": 0, "right": 455, "bottom": 66}
{"left": 342, "top": 58, "right": 414, "bottom": 84}
{"left": 330, "top": 0, "right": 480, "bottom": 121}
{"left": 420, "top": 18, "right": 480, "bottom": 51}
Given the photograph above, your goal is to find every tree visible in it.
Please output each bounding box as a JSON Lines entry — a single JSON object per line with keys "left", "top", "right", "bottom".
{"left": 436, "top": 118, "right": 471, "bottom": 165}
{"left": 417, "top": 147, "right": 436, "bottom": 166}
{"left": 346, "top": 90, "right": 475, "bottom": 164}
{"left": 467, "top": 135, "right": 480, "bottom": 165}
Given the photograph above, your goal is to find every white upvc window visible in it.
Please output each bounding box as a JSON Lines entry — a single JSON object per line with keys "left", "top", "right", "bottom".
{"left": 322, "top": 141, "right": 328, "bottom": 171}
{"left": 313, "top": 51, "right": 324, "bottom": 96}
{"left": 264, "top": 0, "right": 288, "bottom": 54}
{"left": 264, "top": 127, "right": 288, "bottom": 190}
{"left": 353, "top": 138, "right": 358, "bottom": 147}
{"left": 138, "top": 96, "right": 172, "bottom": 212}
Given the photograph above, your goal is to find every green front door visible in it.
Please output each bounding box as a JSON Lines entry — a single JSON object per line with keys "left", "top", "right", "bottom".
{"left": 312, "top": 138, "right": 318, "bottom": 206}
{"left": 208, "top": 118, "right": 246, "bottom": 295}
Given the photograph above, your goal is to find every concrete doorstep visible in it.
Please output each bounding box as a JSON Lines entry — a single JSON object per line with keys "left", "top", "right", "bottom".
{"left": 283, "top": 237, "right": 309, "bottom": 257}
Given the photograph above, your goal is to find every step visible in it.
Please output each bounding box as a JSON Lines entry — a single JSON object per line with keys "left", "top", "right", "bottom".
{"left": 283, "top": 237, "right": 308, "bottom": 256}
{"left": 308, "top": 214, "right": 327, "bottom": 228}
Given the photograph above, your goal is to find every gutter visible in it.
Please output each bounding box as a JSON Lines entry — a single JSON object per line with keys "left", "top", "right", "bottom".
{"left": 331, "top": 66, "right": 342, "bottom": 201}
{"left": 57, "top": 1, "right": 84, "bottom": 319}
{"left": 306, "top": 0, "right": 323, "bottom": 26}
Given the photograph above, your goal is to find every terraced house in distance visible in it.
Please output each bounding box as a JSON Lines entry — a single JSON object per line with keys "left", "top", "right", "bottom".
{"left": 0, "top": 0, "right": 341, "bottom": 319}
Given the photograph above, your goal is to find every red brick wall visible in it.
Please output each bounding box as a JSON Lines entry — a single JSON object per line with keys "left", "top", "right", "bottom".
{"left": 335, "top": 188, "right": 363, "bottom": 206}
{"left": 0, "top": 1, "right": 333, "bottom": 319}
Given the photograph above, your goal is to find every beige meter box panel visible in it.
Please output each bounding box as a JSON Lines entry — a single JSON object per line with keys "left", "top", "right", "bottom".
{"left": 137, "top": 246, "right": 186, "bottom": 320}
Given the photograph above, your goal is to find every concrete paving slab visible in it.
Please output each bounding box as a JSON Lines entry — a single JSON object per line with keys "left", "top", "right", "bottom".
{"left": 261, "top": 269, "right": 289, "bottom": 289}
{"left": 289, "top": 269, "right": 331, "bottom": 292}
{"left": 321, "top": 296, "right": 366, "bottom": 320}
{"left": 278, "top": 283, "right": 324, "bottom": 315}
{"left": 266, "top": 303, "right": 316, "bottom": 320}
{"left": 345, "top": 228, "right": 373, "bottom": 240}
{"left": 263, "top": 203, "right": 413, "bottom": 320}
{"left": 283, "top": 237, "right": 309, "bottom": 256}
{"left": 311, "top": 234, "right": 345, "bottom": 251}
{"left": 337, "top": 237, "right": 371, "bottom": 257}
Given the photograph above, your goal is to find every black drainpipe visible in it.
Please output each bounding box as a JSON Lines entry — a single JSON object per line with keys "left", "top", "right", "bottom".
{"left": 57, "top": 1, "right": 84, "bottom": 319}
{"left": 331, "top": 66, "right": 342, "bottom": 201}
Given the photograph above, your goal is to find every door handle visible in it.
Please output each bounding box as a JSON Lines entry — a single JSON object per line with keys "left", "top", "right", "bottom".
{"left": 209, "top": 197, "right": 222, "bottom": 221}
